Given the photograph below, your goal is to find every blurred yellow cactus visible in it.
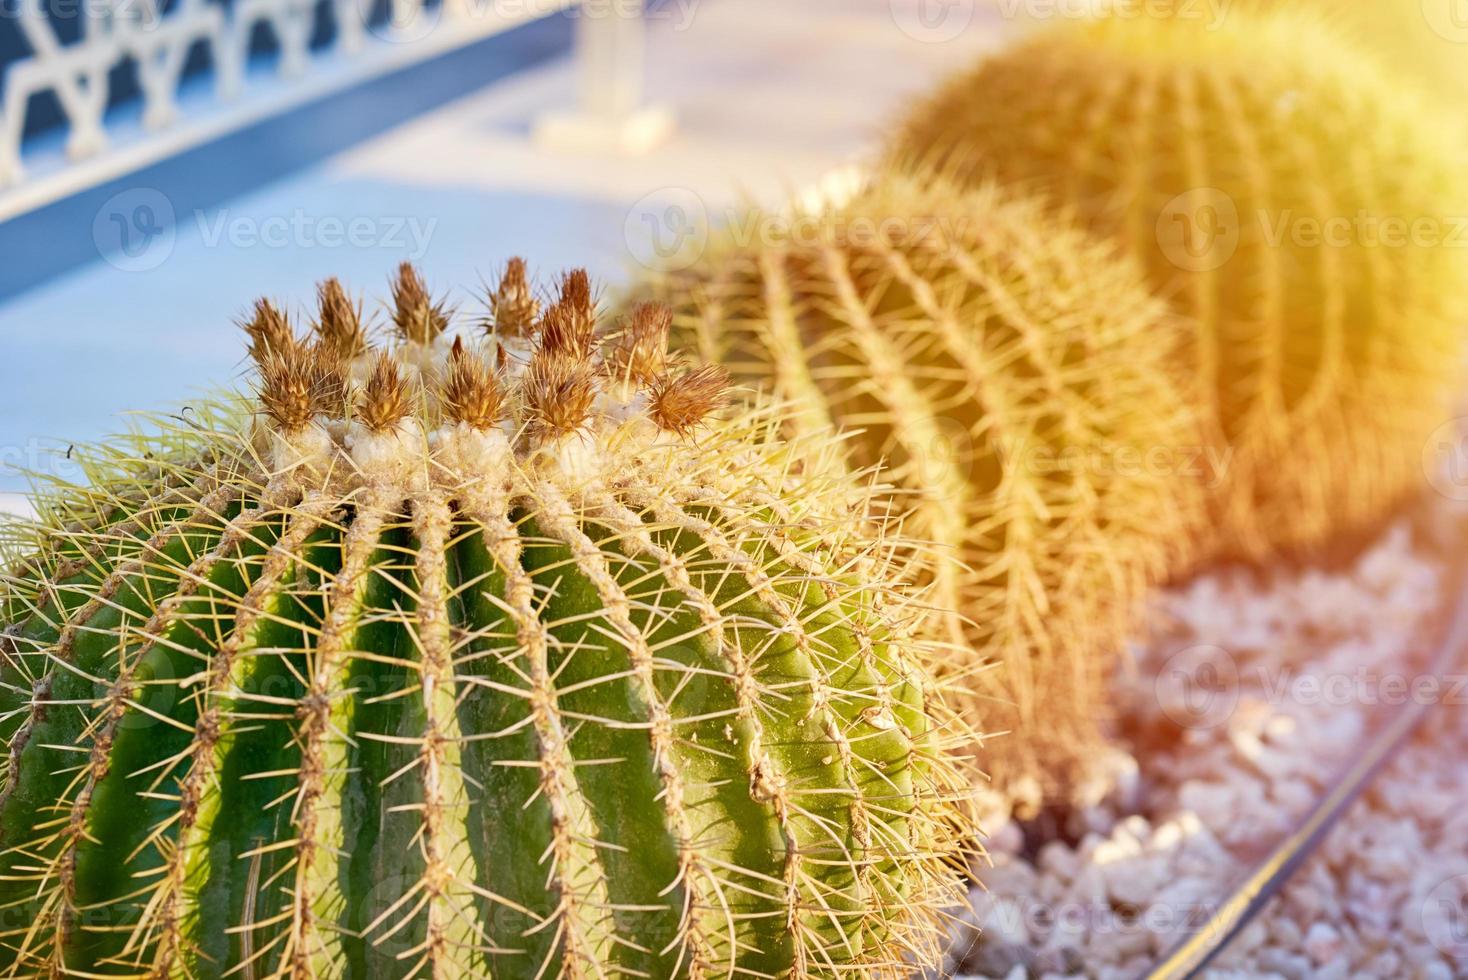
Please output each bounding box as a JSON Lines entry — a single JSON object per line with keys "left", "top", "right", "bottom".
{"left": 644, "top": 176, "right": 1204, "bottom": 810}
{"left": 892, "top": 5, "right": 1468, "bottom": 561}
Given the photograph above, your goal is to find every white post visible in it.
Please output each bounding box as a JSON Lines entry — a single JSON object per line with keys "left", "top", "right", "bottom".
{"left": 578, "top": 0, "right": 642, "bottom": 118}
{"left": 534, "top": 0, "right": 674, "bottom": 155}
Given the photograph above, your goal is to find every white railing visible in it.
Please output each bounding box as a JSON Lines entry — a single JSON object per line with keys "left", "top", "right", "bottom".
{"left": 0, "top": 0, "right": 668, "bottom": 220}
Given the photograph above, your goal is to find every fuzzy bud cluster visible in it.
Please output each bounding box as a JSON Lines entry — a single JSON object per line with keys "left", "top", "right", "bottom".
{"left": 250, "top": 261, "right": 730, "bottom": 478}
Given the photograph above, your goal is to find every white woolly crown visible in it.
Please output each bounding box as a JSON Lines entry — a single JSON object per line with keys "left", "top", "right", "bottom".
{"left": 247, "top": 261, "right": 732, "bottom": 489}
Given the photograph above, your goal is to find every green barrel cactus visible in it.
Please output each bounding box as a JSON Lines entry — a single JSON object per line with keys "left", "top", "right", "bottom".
{"left": 0, "top": 262, "right": 976, "bottom": 978}
{"left": 642, "top": 177, "right": 1203, "bottom": 810}
{"left": 890, "top": 4, "right": 1468, "bottom": 561}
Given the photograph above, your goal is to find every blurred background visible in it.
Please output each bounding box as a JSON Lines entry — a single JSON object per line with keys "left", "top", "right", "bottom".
{"left": 0, "top": 0, "right": 1012, "bottom": 516}
{"left": 5, "top": 5, "right": 1468, "bottom": 974}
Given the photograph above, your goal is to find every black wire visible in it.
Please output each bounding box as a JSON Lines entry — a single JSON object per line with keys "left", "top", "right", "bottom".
{"left": 1140, "top": 549, "right": 1468, "bottom": 980}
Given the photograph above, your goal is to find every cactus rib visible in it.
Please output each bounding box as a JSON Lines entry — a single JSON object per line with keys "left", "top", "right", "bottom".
{"left": 644, "top": 178, "right": 1203, "bottom": 810}
{"left": 0, "top": 262, "right": 977, "bottom": 978}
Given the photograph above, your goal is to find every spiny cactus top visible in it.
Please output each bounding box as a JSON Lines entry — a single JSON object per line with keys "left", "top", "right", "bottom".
{"left": 645, "top": 177, "right": 1203, "bottom": 810}
{"left": 891, "top": 5, "right": 1468, "bottom": 561}
{"left": 0, "top": 262, "right": 976, "bottom": 979}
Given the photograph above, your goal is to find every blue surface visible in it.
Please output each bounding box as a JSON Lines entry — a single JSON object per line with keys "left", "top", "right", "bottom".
{"left": 0, "top": 0, "right": 411, "bottom": 143}
{"left": 0, "top": 175, "right": 625, "bottom": 493}
{"left": 0, "top": 10, "right": 574, "bottom": 300}
{"left": 0, "top": 14, "right": 592, "bottom": 496}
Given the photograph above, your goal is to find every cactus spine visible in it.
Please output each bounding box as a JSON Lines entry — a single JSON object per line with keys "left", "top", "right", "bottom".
{"left": 890, "top": 6, "right": 1468, "bottom": 561}
{"left": 646, "top": 178, "right": 1203, "bottom": 809}
{"left": 0, "top": 262, "right": 975, "bottom": 978}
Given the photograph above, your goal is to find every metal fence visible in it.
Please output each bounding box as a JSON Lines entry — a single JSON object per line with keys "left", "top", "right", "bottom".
{"left": 0, "top": 0, "right": 661, "bottom": 220}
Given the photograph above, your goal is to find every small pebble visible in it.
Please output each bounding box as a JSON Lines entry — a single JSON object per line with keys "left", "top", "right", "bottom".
{"left": 955, "top": 519, "right": 1467, "bottom": 977}
{"left": 1302, "top": 922, "right": 1342, "bottom": 965}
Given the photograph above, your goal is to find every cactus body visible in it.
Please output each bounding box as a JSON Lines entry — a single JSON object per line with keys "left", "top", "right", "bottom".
{"left": 0, "top": 265, "right": 973, "bottom": 978}
{"left": 646, "top": 179, "right": 1202, "bottom": 809}
{"left": 1257, "top": 0, "right": 1468, "bottom": 119}
{"left": 892, "top": 7, "right": 1468, "bottom": 560}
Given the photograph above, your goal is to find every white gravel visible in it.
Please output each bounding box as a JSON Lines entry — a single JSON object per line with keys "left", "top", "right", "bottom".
{"left": 944, "top": 511, "right": 1468, "bottom": 979}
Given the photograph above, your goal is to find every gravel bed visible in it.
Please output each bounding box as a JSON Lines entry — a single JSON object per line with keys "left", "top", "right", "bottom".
{"left": 943, "top": 510, "right": 1468, "bottom": 979}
